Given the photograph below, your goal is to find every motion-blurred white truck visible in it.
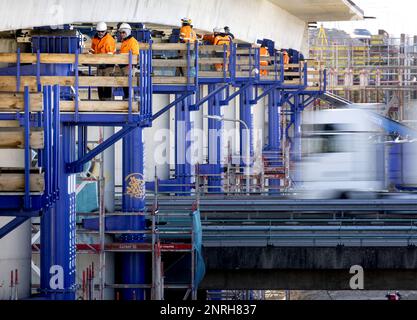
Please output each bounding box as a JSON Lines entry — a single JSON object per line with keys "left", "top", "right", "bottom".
{"left": 294, "top": 108, "right": 384, "bottom": 199}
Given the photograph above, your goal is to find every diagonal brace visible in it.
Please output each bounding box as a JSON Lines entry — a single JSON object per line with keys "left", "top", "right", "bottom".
{"left": 66, "top": 125, "right": 138, "bottom": 173}
{"left": 0, "top": 217, "right": 29, "bottom": 239}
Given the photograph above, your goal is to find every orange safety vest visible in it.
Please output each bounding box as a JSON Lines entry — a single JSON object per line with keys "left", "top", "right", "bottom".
{"left": 180, "top": 25, "right": 197, "bottom": 43}
{"left": 260, "top": 47, "right": 269, "bottom": 76}
{"left": 202, "top": 34, "right": 215, "bottom": 45}
{"left": 120, "top": 35, "right": 140, "bottom": 55}
{"left": 260, "top": 47, "right": 269, "bottom": 66}
{"left": 283, "top": 52, "right": 290, "bottom": 65}
{"left": 213, "top": 35, "right": 231, "bottom": 46}
{"left": 91, "top": 33, "right": 116, "bottom": 54}
{"left": 213, "top": 35, "right": 231, "bottom": 72}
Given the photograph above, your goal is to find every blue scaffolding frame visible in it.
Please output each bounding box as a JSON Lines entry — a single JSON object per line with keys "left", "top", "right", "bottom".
{"left": 0, "top": 34, "right": 326, "bottom": 300}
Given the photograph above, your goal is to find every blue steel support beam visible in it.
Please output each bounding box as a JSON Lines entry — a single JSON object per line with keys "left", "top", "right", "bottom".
{"left": 220, "top": 83, "right": 251, "bottom": 106}
{"left": 152, "top": 93, "right": 192, "bottom": 122}
{"left": 175, "top": 95, "right": 192, "bottom": 195}
{"left": 207, "top": 84, "right": 223, "bottom": 193}
{"left": 192, "top": 84, "right": 228, "bottom": 111}
{"left": 120, "top": 127, "right": 146, "bottom": 300}
{"left": 66, "top": 125, "right": 138, "bottom": 173}
{"left": 267, "top": 89, "right": 281, "bottom": 194}
{"left": 292, "top": 94, "right": 302, "bottom": 185}
{"left": 41, "top": 123, "right": 77, "bottom": 299}
{"left": 293, "top": 94, "right": 302, "bottom": 161}
{"left": 239, "top": 85, "right": 254, "bottom": 170}
{"left": 0, "top": 217, "right": 29, "bottom": 239}
{"left": 23, "top": 87, "right": 31, "bottom": 209}
{"left": 250, "top": 83, "right": 280, "bottom": 105}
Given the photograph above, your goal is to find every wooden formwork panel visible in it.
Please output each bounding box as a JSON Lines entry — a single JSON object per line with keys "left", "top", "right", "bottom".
{"left": 0, "top": 172, "right": 44, "bottom": 192}
{"left": 0, "top": 128, "right": 44, "bottom": 149}
{"left": 0, "top": 92, "right": 43, "bottom": 111}
{"left": 60, "top": 100, "right": 139, "bottom": 113}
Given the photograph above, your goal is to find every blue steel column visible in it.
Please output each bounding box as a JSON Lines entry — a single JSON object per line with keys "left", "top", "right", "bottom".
{"left": 208, "top": 84, "right": 223, "bottom": 193}
{"left": 175, "top": 95, "right": 192, "bottom": 195}
{"left": 121, "top": 127, "right": 146, "bottom": 300}
{"left": 292, "top": 94, "right": 302, "bottom": 184}
{"left": 54, "top": 124, "right": 77, "bottom": 300}
{"left": 293, "top": 94, "right": 302, "bottom": 162}
{"left": 239, "top": 85, "right": 254, "bottom": 175}
{"left": 40, "top": 86, "right": 53, "bottom": 298}
{"left": 268, "top": 89, "right": 281, "bottom": 194}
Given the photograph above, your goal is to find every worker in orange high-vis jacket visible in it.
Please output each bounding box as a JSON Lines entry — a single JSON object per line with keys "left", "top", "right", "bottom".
{"left": 282, "top": 49, "right": 291, "bottom": 80}
{"left": 90, "top": 22, "right": 116, "bottom": 100}
{"left": 283, "top": 50, "right": 290, "bottom": 68}
{"left": 178, "top": 18, "right": 197, "bottom": 76}
{"left": 179, "top": 18, "right": 197, "bottom": 43}
{"left": 213, "top": 27, "right": 231, "bottom": 72}
{"left": 259, "top": 45, "right": 270, "bottom": 76}
{"left": 118, "top": 23, "right": 140, "bottom": 99}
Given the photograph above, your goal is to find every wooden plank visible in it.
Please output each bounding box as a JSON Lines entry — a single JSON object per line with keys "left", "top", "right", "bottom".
{"left": 78, "top": 76, "right": 136, "bottom": 87}
{"left": 0, "top": 76, "right": 136, "bottom": 91}
{"left": 152, "top": 43, "right": 189, "bottom": 51}
{"left": 284, "top": 72, "right": 302, "bottom": 77}
{"left": 199, "top": 45, "right": 230, "bottom": 53}
{"left": 152, "top": 77, "right": 190, "bottom": 84}
{"left": 0, "top": 53, "right": 141, "bottom": 65}
{"left": 152, "top": 59, "right": 188, "bottom": 67}
{"left": 284, "top": 80, "right": 302, "bottom": 85}
{"left": 235, "top": 71, "right": 251, "bottom": 77}
{"left": 0, "top": 173, "right": 44, "bottom": 192}
{"left": 236, "top": 50, "right": 255, "bottom": 55}
{"left": 0, "top": 121, "right": 19, "bottom": 127}
{"left": 260, "top": 75, "right": 282, "bottom": 81}
{"left": 199, "top": 71, "right": 231, "bottom": 78}
{"left": 261, "top": 65, "right": 282, "bottom": 71}
{"left": 79, "top": 54, "right": 139, "bottom": 65}
{"left": 286, "top": 63, "right": 302, "bottom": 68}
{"left": 60, "top": 100, "right": 139, "bottom": 113}
{"left": 0, "top": 128, "right": 44, "bottom": 149}
{"left": 199, "top": 58, "right": 225, "bottom": 64}
{"left": 0, "top": 92, "right": 43, "bottom": 111}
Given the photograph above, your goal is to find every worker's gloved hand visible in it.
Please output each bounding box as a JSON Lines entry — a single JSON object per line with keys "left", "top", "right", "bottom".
{"left": 88, "top": 49, "right": 95, "bottom": 54}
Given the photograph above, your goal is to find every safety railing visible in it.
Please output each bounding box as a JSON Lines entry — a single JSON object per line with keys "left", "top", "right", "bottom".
{"left": 0, "top": 85, "right": 59, "bottom": 210}
{"left": 198, "top": 44, "right": 233, "bottom": 83}
{"left": 259, "top": 51, "right": 284, "bottom": 83}
{"left": 0, "top": 49, "right": 153, "bottom": 121}
{"left": 233, "top": 44, "right": 260, "bottom": 82}
{"left": 151, "top": 42, "right": 198, "bottom": 90}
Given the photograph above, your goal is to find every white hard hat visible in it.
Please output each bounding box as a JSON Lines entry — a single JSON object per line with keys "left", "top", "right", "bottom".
{"left": 181, "top": 17, "right": 192, "bottom": 24}
{"left": 96, "top": 22, "right": 107, "bottom": 32}
{"left": 119, "top": 23, "right": 132, "bottom": 31}
{"left": 213, "top": 27, "right": 222, "bottom": 33}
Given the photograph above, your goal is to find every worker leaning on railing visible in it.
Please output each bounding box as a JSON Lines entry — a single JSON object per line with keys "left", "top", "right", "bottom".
{"left": 178, "top": 18, "right": 197, "bottom": 76}
{"left": 90, "top": 22, "right": 116, "bottom": 101}
{"left": 260, "top": 45, "right": 270, "bottom": 76}
{"left": 117, "top": 22, "right": 140, "bottom": 100}
{"left": 201, "top": 27, "right": 232, "bottom": 72}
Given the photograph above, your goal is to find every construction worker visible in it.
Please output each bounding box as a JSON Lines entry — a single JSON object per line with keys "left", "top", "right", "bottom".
{"left": 282, "top": 49, "right": 290, "bottom": 80}
{"left": 224, "top": 26, "right": 235, "bottom": 41}
{"left": 118, "top": 23, "right": 140, "bottom": 99}
{"left": 178, "top": 18, "right": 197, "bottom": 76}
{"left": 90, "top": 22, "right": 116, "bottom": 100}
{"left": 259, "top": 45, "right": 270, "bottom": 76}
{"left": 283, "top": 50, "right": 290, "bottom": 68}
{"left": 202, "top": 27, "right": 219, "bottom": 45}
{"left": 179, "top": 18, "right": 197, "bottom": 43}
{"left": 213, "top": 27, "right": 231, "bottom": 72}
